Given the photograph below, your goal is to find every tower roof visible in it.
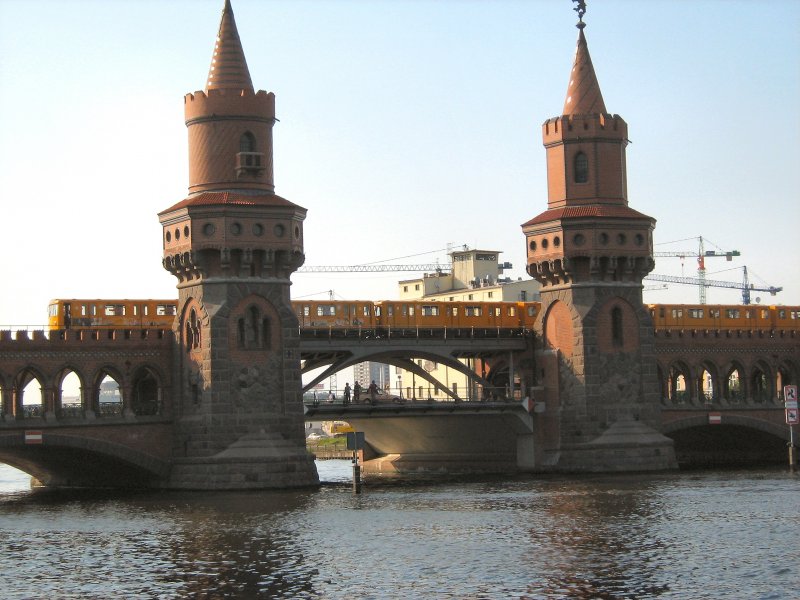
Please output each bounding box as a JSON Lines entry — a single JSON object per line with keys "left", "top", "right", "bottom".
{"left": 562, "top": 28, "right": 606, "bottom": 115}
{"left": 205, "top": 0, "right": 253, "bottom": 93}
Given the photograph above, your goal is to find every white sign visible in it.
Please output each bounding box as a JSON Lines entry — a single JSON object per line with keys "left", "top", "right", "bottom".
{"left": 24, "top": 430, "right": 43, "bottom": 444}
{"left": 708, "top": 413, "right": 722, "bottom": 425}
{"left": 784, "top": 385, "right": 798, "bottom": 403}
{"left": 787, "top": 408, "right": 799, "bottom": 425}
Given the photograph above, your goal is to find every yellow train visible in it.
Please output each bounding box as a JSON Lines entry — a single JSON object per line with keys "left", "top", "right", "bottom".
{"left": 47, "top": 299, "right": 177, "bottom": 330}
{"left": 649, "top": 304, "right": 800, "bottom": 332}
{"left": 47, "top": 299, "right": 800, "bottom": 334}
{"left": 47, "top": 299, "right": 540, "bottom": 331}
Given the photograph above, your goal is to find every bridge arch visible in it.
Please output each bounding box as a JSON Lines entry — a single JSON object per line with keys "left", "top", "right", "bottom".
{"left": 663, "top": 360, "right": 692, "bottom": 405}
{"left": 130, "top": 365, "right": 165, "bottom": 416}
{"left": 91, "top": 367, "right": 125, "bottom": 417}
{"left": 694, "top": 360, "right": 718, "bottom": 405}
{"left": 13, "top": 366, "right": 47, "bottom": 418}
{"left": 777, "top": 359, "right": 798, "bottom": 398}
{"left": 722, "top": 360, "right": 746, "bottom": 404}
{"left": 54, "top": 367, "right": 85, "bottom": 418}
{"left": 0, "top": 432, "right": 170, "bottom": 488}
{"left": 662, "top": 414, "right": 789, "bottom": 468}
{"left": 750, "top": 360, "right": 773, "bottom": 404}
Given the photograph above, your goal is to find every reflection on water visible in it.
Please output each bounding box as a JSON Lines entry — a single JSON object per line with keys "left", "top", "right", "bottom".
{"left": 0, "top": 462, "right": 797, "bottom": 599}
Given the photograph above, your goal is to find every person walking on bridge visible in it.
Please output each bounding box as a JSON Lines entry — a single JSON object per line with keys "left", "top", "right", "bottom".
{"left": 368, "top": 380, "right": 378, "bottom": 405}
{"left": 353, "top": 381, "right": 361, "bottom": 404}
{"left": 343, "top": 382, "right": 351, "bottom": 405}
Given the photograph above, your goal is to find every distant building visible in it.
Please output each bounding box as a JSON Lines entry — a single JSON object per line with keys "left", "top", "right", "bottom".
{"left": 398, "top": 247, "right": 540, "bottom": 302}
{"left": 396, "top": 247, "right": 539, "bottom": 400}
{"left": 353, "top": 361, "right": 391, "bottom": 390}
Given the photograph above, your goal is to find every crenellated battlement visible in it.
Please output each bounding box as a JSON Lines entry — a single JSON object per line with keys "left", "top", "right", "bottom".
{"left": 542, "top": 113, "right": 628, "bottom": 144}
{"left": 184, "top": 88, "right": 275, "bottom": 123}
{"left": 0, "top": 328, "right": 173, "bottom": 348}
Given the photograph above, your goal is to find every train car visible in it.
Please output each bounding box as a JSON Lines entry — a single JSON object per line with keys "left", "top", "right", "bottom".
{"left": 293, "top": 300, "right": 377, "bottom": 329}
{"left": 649, "top": 303, "right": 800, "bottom": 333}
{"left": 47, "top": 297, "right": 543, "bottom": 332}
{"left": 48, "top": 299, "right": 178, "bottom": 330}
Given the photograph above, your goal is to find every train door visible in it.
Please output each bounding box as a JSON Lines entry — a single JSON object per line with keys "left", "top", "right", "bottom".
{"left": 63, "top": 302, "right": 72, "bottom": 329}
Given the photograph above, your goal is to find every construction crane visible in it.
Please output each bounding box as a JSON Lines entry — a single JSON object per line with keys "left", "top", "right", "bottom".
{"left": 653, "top": 236, "right": 740, "bottom": 304}
{"left": 645, "top": 266, "right": 782, "bottom": 305}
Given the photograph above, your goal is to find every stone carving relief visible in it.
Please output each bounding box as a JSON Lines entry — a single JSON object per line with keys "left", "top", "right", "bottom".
{"left": 597, "top": 351, "right": 642, "bottom": 405}
{"left": 233, "top": 354, "right": 283, "bottom": 413}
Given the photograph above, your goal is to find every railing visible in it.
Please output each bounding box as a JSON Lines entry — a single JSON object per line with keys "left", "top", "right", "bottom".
{"left": 304, "top": 386, "right": 518, "bottom": 407}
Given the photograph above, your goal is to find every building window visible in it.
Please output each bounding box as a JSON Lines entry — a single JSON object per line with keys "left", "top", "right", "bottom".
{"left": 574, "top": 152, "right": 589, "bottom": 183}
{"left": 611, "top": 306, "right": 623, "bottom": 347}
{"left": 240, "top": 132, "right": 256, "bottom": 152}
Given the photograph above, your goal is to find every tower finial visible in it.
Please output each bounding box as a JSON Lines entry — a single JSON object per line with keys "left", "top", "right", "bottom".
{"left": 573, "top": 0, "right": 587, "bottom": 30}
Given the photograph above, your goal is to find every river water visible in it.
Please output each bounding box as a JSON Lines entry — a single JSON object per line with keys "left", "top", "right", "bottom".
{"left": 0, "top": 461, "right": 797, "bottom": 599}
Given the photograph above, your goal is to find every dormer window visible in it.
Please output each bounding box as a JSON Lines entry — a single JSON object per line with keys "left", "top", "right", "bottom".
{"left": 574, "top": 152, "right": 589, "bottom": 183}
{"left": 236, "top": 131, "right": 265, "bottom": 178}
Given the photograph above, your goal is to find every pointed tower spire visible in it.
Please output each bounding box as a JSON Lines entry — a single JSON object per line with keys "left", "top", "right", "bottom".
{"left": 206, "top": 0, "right": 253, "bottom": 92}
{"left": 562, "top": 7, "right": 606, "bottom": 115}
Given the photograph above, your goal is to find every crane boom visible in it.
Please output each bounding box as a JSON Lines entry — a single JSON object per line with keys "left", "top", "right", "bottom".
{"left": 645, "top": 272, "right": 782, "bottom": 305}
{"left": 297, "top": 264, "right": 452, "bottom": 273}
{"left": 653, "top": 236, "right": 740, "bottom": 304}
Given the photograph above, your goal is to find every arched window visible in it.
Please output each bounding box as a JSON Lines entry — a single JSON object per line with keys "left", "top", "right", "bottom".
{"left": 240, "top": 132, "right": 256, "bottom": 153}
{"left": 185, "top": 308, "right": 200, "bottom": 351}
{"left": 574, "top": 152, "right": 589, "bottom": 183}
{"left": 611, "top": 306, "right": 623, "bottom": 347}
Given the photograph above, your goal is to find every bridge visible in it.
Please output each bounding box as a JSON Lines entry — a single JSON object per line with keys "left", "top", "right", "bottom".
{"left": 0, "top": 320, "right": 794, "bottom": 486}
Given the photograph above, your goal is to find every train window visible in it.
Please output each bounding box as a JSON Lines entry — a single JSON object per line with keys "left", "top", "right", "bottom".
{"left": 778, "top": 309, "right": 786, "bottom": 319}
{"left": 316, "top": 305, "right": 335, "bottom": 317}
{"left": 507, "top": 307, "right": 516, "bottom": 316}
{"left": 791, "top": 311, "right": 799, "bottom": 319}
{"left": 303, "top": 306, "right": 310, "bottom": 317}
{"left": 745, "top": 310, "right": 752, "bottom": 319}
{"left": 709, "top": 309, "right": 719, "bottom": 318}
{"left": 143, "top": 304, "right": 149, "bottom": 316}
{"left": 688, "top": 309, "right": 703, "bottom": 318}
{"left": 726, "top": 309, "right": 740, "bottom": 319}
{"left": 527, "top": 306, "right": 536, "bottom": 317}
{"left": 157, "top": 304, "right": 177, "bottom": 316}
{"left": 493, "top": 308, "right": 501, "bottom": 317}
{"left": 401, "top": 305, "right": 407, "bottom": 317}
{"left": 671, "top": 309, "right": 683, "bottom": 318}
{"left": 362, "top": 305, "right": 370, "bottom": 317}
{"left": 387, "top": 305, "right": 394, "bottom": 316}
{"left": 105, "top": 305, "right": 126, "bottom": 316}
{"left": 452, "top": 307, "right": 458, "bottom": 316}
{"left": 421, "top": 306, "right": 440, "bottom": 317}
{"left": 409, "top": 306, "right": 415, "bottom": 316}
{"left": 761, "top": 309, "right": 769, "bottom": 319}
{"left": 465, "top": 306, "right": 482, "bottom": 317}
{"left": 91, "top": 305, "right": 97, "bottom": 316}
{"left": 133, "top": 305, "right": 139, "bottom": 316}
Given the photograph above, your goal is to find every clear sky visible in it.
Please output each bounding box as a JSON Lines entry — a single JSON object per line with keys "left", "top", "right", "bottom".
{"left": 0, "top": 0, "right": 798, "bottom": 327}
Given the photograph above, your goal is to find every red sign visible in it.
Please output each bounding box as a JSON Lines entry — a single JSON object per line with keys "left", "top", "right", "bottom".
{"left": 787, "top": 408, "right": 799, "bottom": 425}
{"left": 708, "top": 413, "right": 722, "bottom": 425}
{"left": 25, "top": 430, "right": 43, "bottom": 444}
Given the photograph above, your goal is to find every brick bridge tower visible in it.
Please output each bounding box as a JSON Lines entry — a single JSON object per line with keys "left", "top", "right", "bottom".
{"left": 522, "top": 6, "right": 676, "bottom": 471}
{"left": 159, "top": 0, "right": 318, "bottom": 488}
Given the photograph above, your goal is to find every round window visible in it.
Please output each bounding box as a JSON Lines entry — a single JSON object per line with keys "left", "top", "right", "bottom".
{"left": 231, "top": 222, "right": 242, "bottom": 235}
{"left": 253, "top": 223, "right": 264, "bottom": 236}
{"left": 529, "top": 240, "right": 537, "bottom": 252}
{"left": 573, "top": 233, "right": 585, "bottom": 246}
{"left": 274, "top": 224, "right": 285, "bottom": 238}
{"left": 203, "top": 223, "right": 215, "bottom": 236}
